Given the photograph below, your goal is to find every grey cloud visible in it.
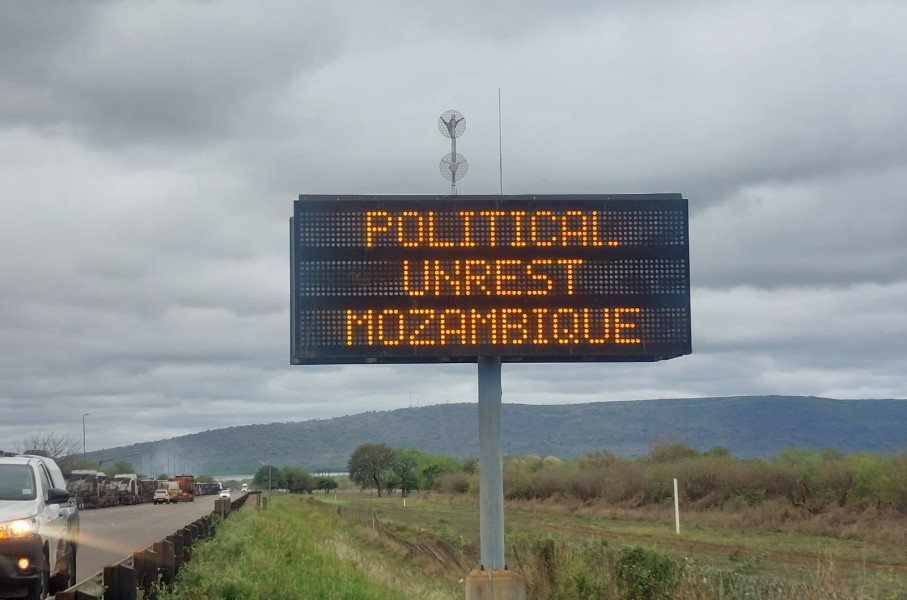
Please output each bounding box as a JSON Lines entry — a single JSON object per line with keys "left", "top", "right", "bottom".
{"left": 0, "top": 1, "right": 346, "bottom": 148}
{"left": 2, "top": 1, "right": 906, "bottom": 451}
{"left": 693, "top": 166, "right": 907, "bottom": 289}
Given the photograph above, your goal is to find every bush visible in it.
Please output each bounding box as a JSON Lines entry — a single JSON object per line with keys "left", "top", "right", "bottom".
{"left": 569, "top": 468, "right": 607, "bottom": 502}
{"left": 503, "top": 467, "right": 533, "bottom": 500}
{"left": 604, "top": 462, "right": 650, "bottom": 506}
{"left": 531, "top": 468, "right": 570, "bottom": 500}
{"left": 578, "top": 450, "right": 619, "bottom": 470}
{"left": 616, "top": 546, "right": 680, "bottom": 600}
{"left": 433, "top": 472, "right": 470, "bottom": 494}
{"left": 646, "top": 441, "right": 698, "bottom": 463}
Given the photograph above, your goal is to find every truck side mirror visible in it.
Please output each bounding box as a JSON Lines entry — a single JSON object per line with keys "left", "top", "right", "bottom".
{"left": 47, "top": 487, "right": 71, "bottom": 504}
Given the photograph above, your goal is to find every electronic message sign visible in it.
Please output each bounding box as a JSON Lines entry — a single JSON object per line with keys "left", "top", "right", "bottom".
{"left": 291, "top": 194, "right": 690, "bottom": 364}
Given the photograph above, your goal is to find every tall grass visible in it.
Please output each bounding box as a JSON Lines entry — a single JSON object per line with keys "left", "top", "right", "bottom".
{"left": 317, "top": 493, "right": 907, "bottom": 599}
{"left": 159, "top": 497, "right": 459, "bottom": 600}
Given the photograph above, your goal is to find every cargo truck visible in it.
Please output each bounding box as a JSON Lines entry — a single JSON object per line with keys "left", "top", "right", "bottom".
{"left": 113, "top": 473, "right": 155, "bottom": 505}
{"left": 170, "top": 475, "right": 195, "bottom": 502}
{"left": 67, "top": 470, "right": 118, "bottom": 509}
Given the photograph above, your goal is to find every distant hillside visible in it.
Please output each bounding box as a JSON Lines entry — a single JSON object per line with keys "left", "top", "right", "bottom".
{"left": 88, "top": 396, "right": 907, "bottom": 475}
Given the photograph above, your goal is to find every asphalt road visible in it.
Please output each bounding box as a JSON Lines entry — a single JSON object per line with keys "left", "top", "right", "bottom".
{"left": 75, "top": 493, "right": 227, "bottom": 582}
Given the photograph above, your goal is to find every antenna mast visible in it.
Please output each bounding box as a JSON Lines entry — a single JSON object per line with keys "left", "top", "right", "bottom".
{"left": 438, "top": 110, "right": 467, "bottom": 195}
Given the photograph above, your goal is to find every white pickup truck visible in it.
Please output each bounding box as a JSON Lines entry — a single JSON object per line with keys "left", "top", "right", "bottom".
{"left": 0, "top": 453, "right": 79, "bottom": 600}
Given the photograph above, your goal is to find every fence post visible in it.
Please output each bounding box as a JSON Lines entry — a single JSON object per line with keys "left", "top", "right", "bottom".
{"left": 215, "top": 498, "right": 230, "bottom": 517}
{"left": 103, "top": 564, "right": 136, "bottom": 600}
{"left": 194, "top": 518, "right": 208, "bottom": 539}
{"left": 155, "top": 539, "right": 175, "bottom": 586}
{"left": 133, "top": 549, "right": 159, "bottom": 592}
{"left": 180, "top": 527, "right": 193, "bottom": 560}
{"left": 167, "top": 533, "right": 185, "bottom": 574}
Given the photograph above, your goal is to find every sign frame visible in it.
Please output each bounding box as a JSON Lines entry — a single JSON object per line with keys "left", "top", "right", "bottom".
{"left": 291, "top": 194, "right": 691, "bottom": 365}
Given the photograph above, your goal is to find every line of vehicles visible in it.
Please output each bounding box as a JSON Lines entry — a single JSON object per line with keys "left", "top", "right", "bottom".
{"left": 65, "top": 472, "right": 216, "bottom": 508}
{"left": 2, "top": 451, "right": 246, "bottom": 600}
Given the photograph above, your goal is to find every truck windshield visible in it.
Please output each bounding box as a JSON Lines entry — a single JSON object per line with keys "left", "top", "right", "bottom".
{"left": 0, "top": 465, "right": 37, "bottom": 501}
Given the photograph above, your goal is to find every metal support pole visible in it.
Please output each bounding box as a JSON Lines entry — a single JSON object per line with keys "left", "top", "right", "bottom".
{"left": 82, "top": 413, "right": 90, "bottom": 459}
{"left": 478, "top": 356, "right": 504, "bottom": 569}
{"left": 451, "top": 136, "right": 458, "bottom": 195}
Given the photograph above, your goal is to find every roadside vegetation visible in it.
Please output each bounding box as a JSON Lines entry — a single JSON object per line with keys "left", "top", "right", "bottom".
{"left": 339, "top": 441, "right": 907, "bottom": 523}
{"left": 154, "top": 441, "right": 907, "bottom": 598}
{"left": 159, "top": 495, "right": 460, "bottom": 600}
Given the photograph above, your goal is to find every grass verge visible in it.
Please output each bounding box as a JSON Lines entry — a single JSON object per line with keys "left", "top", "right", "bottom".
{"left": 159, "top": 496, "right": 460, "bottom": 600}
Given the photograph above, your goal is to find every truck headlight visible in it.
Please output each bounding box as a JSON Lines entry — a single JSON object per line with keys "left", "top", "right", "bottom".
{"left": 0, "top": 518, "right": 37, "bottom": 539}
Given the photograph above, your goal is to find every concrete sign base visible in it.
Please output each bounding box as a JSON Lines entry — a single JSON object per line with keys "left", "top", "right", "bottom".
{"left": 464, "top": 568, "right": 526, "bottom": 600}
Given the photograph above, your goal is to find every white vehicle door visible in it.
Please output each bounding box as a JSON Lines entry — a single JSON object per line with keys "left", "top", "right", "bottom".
{"left": 36, "top": 463, "right": 66, "bottom": 567}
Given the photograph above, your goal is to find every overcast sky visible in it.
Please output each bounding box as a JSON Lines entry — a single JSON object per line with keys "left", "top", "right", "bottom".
{"left": 2, "top": 1, "right": 906, "bottom": 453}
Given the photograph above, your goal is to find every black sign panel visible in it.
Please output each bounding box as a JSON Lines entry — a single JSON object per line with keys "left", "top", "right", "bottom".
{"left": 291, "top": 194, "right": 691, "bottom": 364}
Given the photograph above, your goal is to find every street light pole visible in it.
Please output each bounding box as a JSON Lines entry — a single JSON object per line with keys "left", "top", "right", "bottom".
{"left": 82, "top": 413, "right": 90, "bottom": 459}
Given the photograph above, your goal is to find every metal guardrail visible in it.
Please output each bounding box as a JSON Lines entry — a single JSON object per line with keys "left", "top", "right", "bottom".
{"left": 55, "top": 492, "right": 257, "bottom": 600}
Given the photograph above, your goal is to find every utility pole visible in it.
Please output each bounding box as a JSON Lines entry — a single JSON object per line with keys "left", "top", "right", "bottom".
{"left": 82, "top": 414, "right": 90, "bottom": 459}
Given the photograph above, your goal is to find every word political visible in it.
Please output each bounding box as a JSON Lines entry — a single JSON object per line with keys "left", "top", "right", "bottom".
{"left": 364, "top": 209, "right": 620, "bottom": 249}
{"left": 291, "top": 195, "right": 691, "bottom": 364}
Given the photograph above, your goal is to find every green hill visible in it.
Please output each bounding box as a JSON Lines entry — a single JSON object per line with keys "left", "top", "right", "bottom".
{"left": 89, "top": 396, "right": 907, "bottom": 475}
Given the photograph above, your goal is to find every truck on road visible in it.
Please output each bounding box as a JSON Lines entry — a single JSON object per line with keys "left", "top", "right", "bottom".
{"left": 170, "top": 475, "right": 195, "bottom": 502}
{"left": 112, "top": 473, "right": 155, "bottom": 505}
{"left": 67, "top": 470, "right": 119, "bottom": 509}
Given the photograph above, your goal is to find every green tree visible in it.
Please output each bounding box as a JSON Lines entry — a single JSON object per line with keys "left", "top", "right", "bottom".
{"left": 253, "top": 465, "right": 280, "bottom": 490}
{"left": 280, "top": 467, "right": 315, "bottom": 493}
{"left": 851, "top": 453, "right": 907, "bottom": 509}
{"left": 391, "top": 449, "right": 420, "bottom": 497}
{"left": 419, "top": 454, "right": 464, "bottom": 490}
{"left": 315, "top": 477, "right": 339, "bottom": 494}
{"left": 348, "top": 443, "right": 394, "bottom": 497}
{"left": 773, "top": 447, "right": 826, "bottom": 507}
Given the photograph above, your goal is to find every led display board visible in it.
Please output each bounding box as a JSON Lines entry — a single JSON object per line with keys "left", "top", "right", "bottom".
{"left": 291, "top": 194, "right": 691, "bottom": 364}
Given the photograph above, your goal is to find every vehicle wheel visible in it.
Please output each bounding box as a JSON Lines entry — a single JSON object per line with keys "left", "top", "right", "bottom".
{"left": 49, "top": 543, "right": 77, "bottom": 593}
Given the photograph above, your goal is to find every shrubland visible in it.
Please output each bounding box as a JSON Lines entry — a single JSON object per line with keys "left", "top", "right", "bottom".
{"left": 481, "top": 443, "right": 907, "bottom": 522}
{"left": 345, "top": 441, "right": 907, "bottom": 526}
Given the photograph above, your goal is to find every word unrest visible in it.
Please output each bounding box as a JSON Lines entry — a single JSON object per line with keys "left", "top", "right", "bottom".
{"left": 402, "top": 259, "right": 583, "bottom": 296}
{"left": 365, "top": 210, "right": 619, "bottom": 248}
{"left": 345, "top": 307, "right": 642, "bottom": 347}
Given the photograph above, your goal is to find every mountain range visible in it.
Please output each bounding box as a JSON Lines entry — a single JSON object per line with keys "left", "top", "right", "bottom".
{"left": 87, "top": 396, "right": 907, "bottom": 476}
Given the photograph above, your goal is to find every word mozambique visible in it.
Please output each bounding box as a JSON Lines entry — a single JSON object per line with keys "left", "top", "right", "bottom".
{"left": 345, "top": 306, "right": 642, "bottom": 347}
